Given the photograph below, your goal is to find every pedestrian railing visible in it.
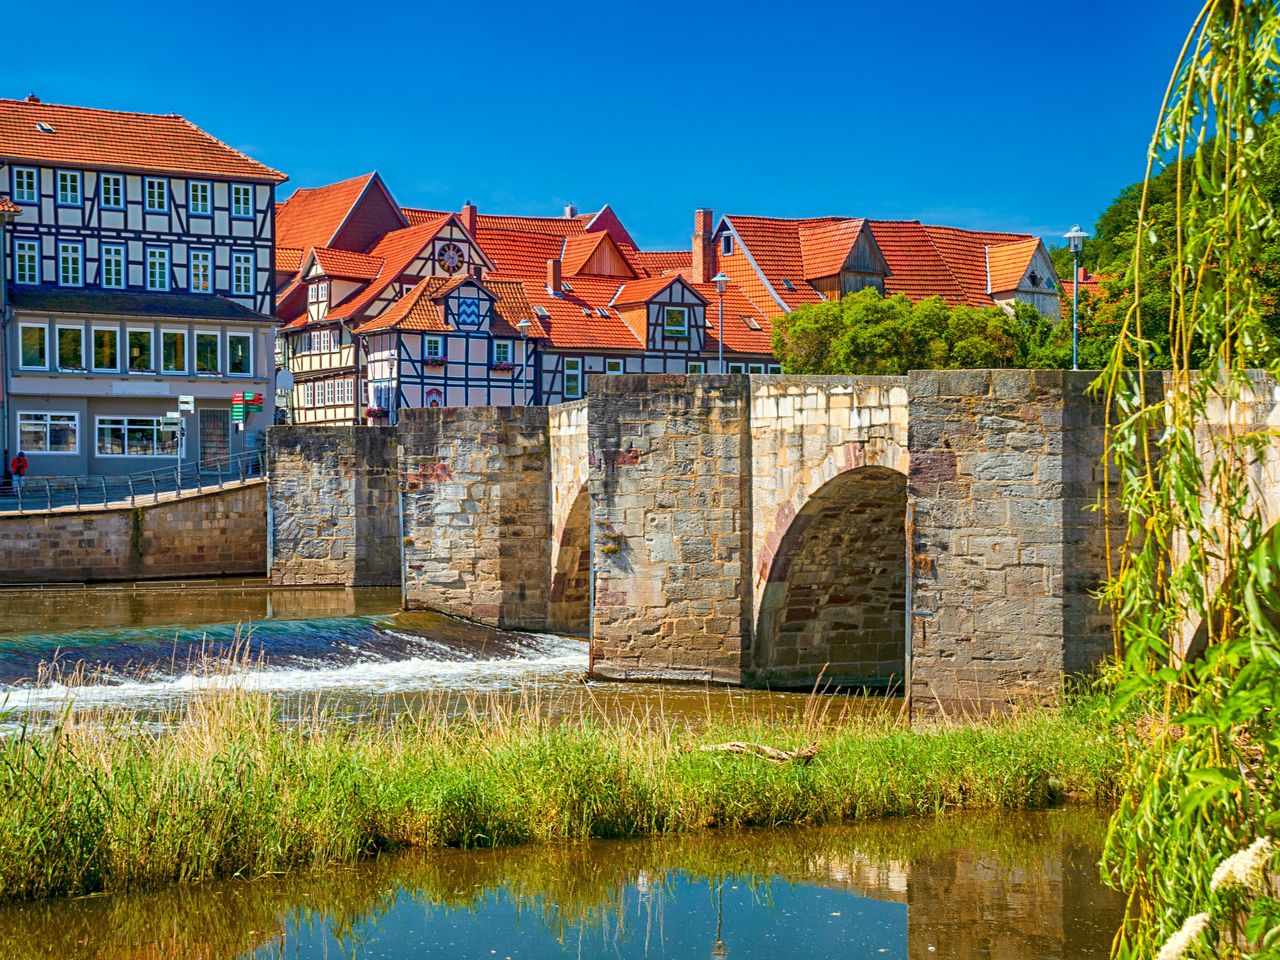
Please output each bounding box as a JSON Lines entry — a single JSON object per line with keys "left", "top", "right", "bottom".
{"left": 0, "top": 449, "right": 265, "bottom": 514}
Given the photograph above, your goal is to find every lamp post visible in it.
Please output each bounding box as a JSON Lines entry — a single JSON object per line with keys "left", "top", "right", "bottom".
{"left": 1063, "top": 225, "right": 1089, "bottom": 370}
{"left": 516, "top": 317, "right": 532, "bottom": 403}
{"left": 711, "top": 272, "right": 730, "bottom": 373}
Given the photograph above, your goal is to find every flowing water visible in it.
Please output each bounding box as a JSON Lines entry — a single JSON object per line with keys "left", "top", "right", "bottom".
{"left": 0, "top": 808, "right": 1122, "bottom": 959}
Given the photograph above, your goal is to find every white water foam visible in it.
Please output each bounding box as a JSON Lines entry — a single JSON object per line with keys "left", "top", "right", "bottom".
{"left": 0, "top": 633, "right": 589, "bottom": 717}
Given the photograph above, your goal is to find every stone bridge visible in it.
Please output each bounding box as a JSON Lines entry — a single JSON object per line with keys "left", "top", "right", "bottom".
{"left": 269, "top": 370, "right": 1141, "bottom": 712}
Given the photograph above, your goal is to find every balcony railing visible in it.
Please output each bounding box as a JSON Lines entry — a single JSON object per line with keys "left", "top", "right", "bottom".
{"left": 0, "top": 449, "right": 264, "bottom": 514}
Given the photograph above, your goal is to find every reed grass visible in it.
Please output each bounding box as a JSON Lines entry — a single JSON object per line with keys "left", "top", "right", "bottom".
{"left": 0, "top": 668, "right": 1122, "bottom": 903}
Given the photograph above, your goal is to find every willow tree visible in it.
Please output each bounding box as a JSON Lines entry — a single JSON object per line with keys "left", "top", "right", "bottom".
{"left": 1101, "top": 3, "right": 1280, "bottom": 958}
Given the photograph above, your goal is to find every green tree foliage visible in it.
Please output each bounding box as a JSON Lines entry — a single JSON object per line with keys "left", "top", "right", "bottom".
{"left": 770, "top": 287, "right": 1070, "bottom": 375}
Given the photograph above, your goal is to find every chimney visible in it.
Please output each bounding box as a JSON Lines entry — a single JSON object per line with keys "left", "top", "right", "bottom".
{"left": 564, "top": 203, "right": 578, "bottom": 218}
{"left": 547, "top": 258, "right": 562, "bottom": 295}
{"left": 24, "top": 92, "right": 39, "bottom": 103}
{"left": 1077, "top": 265, "right": 1089, "bottom": 283}
{"left": 693, "top": 208, "right": 715, "bottom": 284}
{"left": 461, "top": 199, "right": 477, "bottom": 234}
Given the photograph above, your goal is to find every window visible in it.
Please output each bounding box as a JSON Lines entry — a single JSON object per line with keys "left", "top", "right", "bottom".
{"left": 144, "top": 177, "right": 168, "bottom": 213}
{"left": 687, "top": 362, "right": 705, "bottom": 374}
{"left": 19, "top": 323, "right": 48, "bottom": 369}
{"left": 96, "top": 416, "right": 180, "bottom": 457}
{"left": 227, "top": 332, "right": 253, "bottom": 376}
{"left": 728, "top": 362, "right": 745, "bottom": 374}
{"left": 146, "top": 247, "right": 170, "bottom": 291}
{"left": 195, "top": 332, "right": 220, "bottom": 373}
{"left": 93, "top": 327, "right": 120, "bottom": 372}
{"left": 605, "top": 359, "right": 624, "bottom": 374}
{"left": 425, "top": 335, "right": 443, "bottom": 359}
{"left": 189, "top": 249, "right": 212, "bottom": 293}
{"left": 781, "top": 279, "right": 796, "bottom": 292}
{"left": 161, "top": 330, "right": 187, "bottom": 373}
{"left": 663, "top": 306, "right": 689, "bottom": 338}
{"left": 232, "top": 251, "right": 254, "bottom": 296}
{"left": 13, "top": 167, "right": 38, "bottom": 203}
{"left": 492, "top": 339, "right": 512, "bottom": 364}
{"left": 99, "top": 173, "right": 124, "bottom": 210}
{"left": 307, "top": 329, "right": 334, "bottom": 353}
{"left": 370, "top": 382, "right": 393, "bottom": 410}
{"left": 302, "top": 382, "right": 314, "bottom": 406}
{"left": 721, "top": 234, "right": 734, "bottom": 256}
{"left": 56, "top": 169, "right": 81, "bottom": 206}
{"left": 14, "top": 239, "right": 38, "bottom": 284}
{"left": 307, "top": 281, "right": 329, "bottom": 303}
{"left": 57, "top": 325, "right": 84, "bottom": 370}
{"left": 18, "top": 412, "right": 77, "bottom": 453}
{"left": 768, "top": 364, "right": 782, "bottom": 374}
{"left": 533, "top": 305, "right": 550, "bottom": 320}
{"left": 101, "top": 243, "right": 125, "bottom": 289}
{"left": 338, "top": 379, "right": 353, "bottom": 405}
{"left": 563, "top": 358, "right": 583, "bottom": 399}
{"left": 743, "top": 315, "right": 762, "bottom": 331}
{"left": 323, "top": 380, "right": 335, "bottom": 405}
{"left": 748, "top": 363, "right": 765, "bottom": 374}
{"left": 188, "top": 181, "right": 211, "bottom": 216}
{"left": 128, "top": 328, "right": 154, "bottom": 372}
{"left": 58, "top": 241, "right": 83, "bottom": 286}
{"left": 231, "top": 184, "right": 253, "bottom": 218}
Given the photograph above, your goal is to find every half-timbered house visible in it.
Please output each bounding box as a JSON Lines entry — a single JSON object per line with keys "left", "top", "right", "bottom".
{"left": 0, "top": 96, "right": 286, "bottom": 478}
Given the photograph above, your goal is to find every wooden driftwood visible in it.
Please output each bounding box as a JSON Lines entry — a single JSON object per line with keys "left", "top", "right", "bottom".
{"left": 697, "top": 741, "right": 819, "bottom": 764}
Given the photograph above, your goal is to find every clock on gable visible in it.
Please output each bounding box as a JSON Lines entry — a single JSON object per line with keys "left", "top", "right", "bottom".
{"left": 437, "top": 242, "right": 465, "bottom": 274}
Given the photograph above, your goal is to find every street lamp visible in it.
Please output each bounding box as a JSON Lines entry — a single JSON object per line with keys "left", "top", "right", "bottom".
{"left": 1063, "top": 225, "right": 1089, "bottom": 370}
{"left": 711, "top": 272, "right": 730, "bottom": 373}
{"left": 516, "top": 318, "right": 533, "bottom": 403}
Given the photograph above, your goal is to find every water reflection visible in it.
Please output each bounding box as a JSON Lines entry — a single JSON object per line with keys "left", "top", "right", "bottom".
{"left": 0, "top": 808, "right": 1122, "bottom": 960}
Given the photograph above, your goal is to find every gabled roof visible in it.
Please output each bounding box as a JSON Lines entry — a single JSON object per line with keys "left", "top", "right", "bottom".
{"left": 721, "top": 215, "right": 833, "bottom": 310}
{"left": 275, "top": 248, "right": 304, "bottom": 274}
{"left": 797, "top": 219, "right": 868, "bottom": 280}
{"left": 561, "top": 231, "right": 637, "bottom": 278}
{"left": 689, "top": 280, "right": 774, "bottom": 355}
{"left": 518, "top": 276, "right": 643, "bottom": 351}
{"left": 985, "top": 237, "right": 1042, "bottom": 292}
{"left": 324, "top": 216, "right": 452, "bottom": 322}
{"left": 475, "top": 227, "right": 566, "bottom": 278}
{"left": 354, "top": 276, "right": 548, "bottom": 338}
{"left": 865, "top": 221, "right": 968, "bottom": 305}
{"left": 0, "top": 197, "right": 20, "bottom": 215}
{"left": 612, "top": 274, "right": 701, "bottom": 306}
{"left": 275, "top": 173, "right": 399, "bottom": 252}
{"left": 633, "top": 250, "right": 691, "bottom": 274}
{"left": 308, "top": 247, "right": 385, "bottom": 282}
{"left": 0, "top": 98, "right": 286, "bottom": 182}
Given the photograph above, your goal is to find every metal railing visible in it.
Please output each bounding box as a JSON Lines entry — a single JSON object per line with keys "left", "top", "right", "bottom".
{"left": 0, "top": 449, "right": 265, "bottom": 513}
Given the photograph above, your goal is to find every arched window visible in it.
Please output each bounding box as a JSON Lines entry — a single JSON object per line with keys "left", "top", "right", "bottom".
{"left": 425, "top": 389, "right": 443, "bottom": 408}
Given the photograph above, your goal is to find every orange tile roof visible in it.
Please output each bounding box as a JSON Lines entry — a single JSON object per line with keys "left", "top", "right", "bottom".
{"left": 311, "top": 247, "right": 384, "bottom": 281}
{"left": 689, "top": 279, "right": 774, "bottom": 355}
{"left": 721, "top": 215, "right": 832, "bottom": 311}
{"left": 519, "top": 277, "right": 642, "bottom": 350}
{"left": 918, "top": 224, "right": 1039, "bottom": 305}
{"left": 326, "top": 216, "right": 452, "bottom": 322}
{"left": 276, "top": 173, "right": 378, "bottom": 251}
{"left": 477, "top": 227, "right": 566, "bottom": 278}
{"left": 0, "top": 197, "right": 20, "bottom": 214}
{"left": 612, "top": 275, "right": 699, "bottom": 306}
{"left": 275, "top": 247, "right": 303, "bottom": 274}
{"left": 866, "top": 221, "right": 968, "bottom": 306}
{"left": 486, "top": 278, "right": 549, "bottom": 339}
{"left": 0, "top": 98, "right": 286, "bottom": 182}
{"left": 560, "top": 231, "right": 637, "bottom": 278}
{"left": 985, "top": 237, "right": 1040, "bottom": 292}
{"left": 797, "top": 219, "right": 866, "bottom": 280}
{"left": 633, "top": 250, "right": 692, "bottom": 274}
{"left": 356, "top": 276, "right": 549, "bottom": 339}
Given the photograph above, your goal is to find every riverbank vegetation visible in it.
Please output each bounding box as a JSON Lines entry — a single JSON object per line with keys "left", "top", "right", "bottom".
{"left": 0, "top": 686, "right": 1122, "bottom": 902}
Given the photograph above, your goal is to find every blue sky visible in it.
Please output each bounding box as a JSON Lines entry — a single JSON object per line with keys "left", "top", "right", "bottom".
{"left": 7, "top": 0, "right": 1197, "bottom": 250}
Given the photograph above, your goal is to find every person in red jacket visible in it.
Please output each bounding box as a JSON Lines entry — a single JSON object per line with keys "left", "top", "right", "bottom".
{"left": 9, "top": 451, "right": 28, "bottom": 490}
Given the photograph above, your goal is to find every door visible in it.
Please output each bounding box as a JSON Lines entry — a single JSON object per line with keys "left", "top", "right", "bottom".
{"left": 198, "top": 408, "right": 231, "bottom": 464}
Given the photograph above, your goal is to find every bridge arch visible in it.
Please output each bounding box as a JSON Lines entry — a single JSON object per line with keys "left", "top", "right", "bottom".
{"left": 548, "top": 482, "right": 591, "bottom": 634}
{"left": 752, "top": 464, "right": 908, "bottom": 691}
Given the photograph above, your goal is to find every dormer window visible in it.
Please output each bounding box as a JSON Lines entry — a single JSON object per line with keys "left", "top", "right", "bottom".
{"left": 663, "top": 306, "right": 689, "bottom": 338}
{"left": 721, "top": 234, "right": 734, "bottom": 256}
{"left": 308, "top": 281, "right": 330, "bottom": 304}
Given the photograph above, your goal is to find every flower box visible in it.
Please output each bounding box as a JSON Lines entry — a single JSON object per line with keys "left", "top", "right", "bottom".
{"left": 365, "top": 406, "right": 389, "bottom": 418}
{"left": 490, "top": 361, "right": 515, "bottom": 372}
{"left": 423, "top": 357, "right": 447, "bottom": 368}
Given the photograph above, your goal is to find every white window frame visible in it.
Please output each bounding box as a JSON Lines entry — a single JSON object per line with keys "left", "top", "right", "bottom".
{"left": 230, "top": 184, "right": 254, "bottom": 219}
{"left": 687, "top": 361, "right": 705, "bottom": 374}
{"left": 56, "top": 169, "right": 82, "bottom": 206}
{"left": 57, "top": 241, "right": 83, "bottom": 287}
{"left": 605, "top": 359, "right": 624, "bottom": 374}
{"left": 492, "top": 338, "right": 513, "bottom": 364}
{"left": 302, "top": 382, "right": 314, "bottom": 406}
{"left": 56, "top": 323, "right": 86, "bottom": 371}
{"left": 425, "top": 335, "right": 444, "bottom": 359}
{"left": 145, "top": 246, "right": 170, "bottom": 291}
{"left": 188, "top": 180, "right": 211, "bottom": 216}
{"left": 194, "top": 331, "right": 221, "bottom": 374}
{"left": 144, "top": 177, "right": 169, "bottom": 213}
{"left": 99, "top": 173, "right": 124, "bottom": 210}
{"left": 12, "top": 166, "right": 37, "bottom": 204}
{"left": 92, "top": 326, "right": 120, "bottom": 372}
{"left": 563, "top": 357, "right": 583, "bottom": 399}
{"left": 768, "top": 364, "right": 782, "bottom": 374}
{"left": 748, "top": 363, "right": 766, "bottom": 374}
{"left": 338, "top": 378, "right": 353, "bottom": 405}
{"left": 127, "top": 327, "right": 155, "bottom": 373}
{"left": 100, "top": 243, "right": 125, "bottom": 289}
{"left": 94, "top": 415, "right": 182, "bottom": 458}
{"left": 14, "top": 239, "right": 38, "bottom": 285}
{"left": 662, "top": 306, "right": 689, "bottom": 338}
{"left": 189, "top": 249, "right": 212, "bottom": 294}
{"left": 728, "top": 362, "right": 746, "bottom": 374}
{"left": 721, "top": 234, "right": 734, "bottom": 256}
{"left": 18, "top": 322, "right": 49, "bottom": 370}
{"left": 161, "top": 328, "right": 188, "bottom": 374}
{"left": 231, "top": 250, "right": 254, "bottom": 296}
{"left": 17, "top": 411, "right": 79, "bottom": 455}
{"left": 227, "top": 331, "right": 253, "bottom": 377}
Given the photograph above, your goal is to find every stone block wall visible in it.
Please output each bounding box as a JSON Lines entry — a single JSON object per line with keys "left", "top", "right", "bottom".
{"left": 906, "top": 370, "right": 1113, "bottom": 711}
{"left": 399, "top": 406, "right": 552, "bottom": 629}
{"left": 548, "top": 400, "right": 591, "bottom": 634}
{"left": 267, "top": 426, "right": 398, "bottom": 586}
{"left": 588, "top": 375, "right": 752, "bottom": 683}
{"left": 0, "top": 483, "right": 266, "bottom": 583}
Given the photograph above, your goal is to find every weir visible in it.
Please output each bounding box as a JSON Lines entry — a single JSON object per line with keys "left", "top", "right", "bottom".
{"left": 264, "top": 371, "right": 1173, "bottom": 714}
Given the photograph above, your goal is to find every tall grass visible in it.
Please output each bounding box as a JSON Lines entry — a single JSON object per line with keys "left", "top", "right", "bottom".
{"left": 0, "top": 680, "right": 1121, "bottom": 903}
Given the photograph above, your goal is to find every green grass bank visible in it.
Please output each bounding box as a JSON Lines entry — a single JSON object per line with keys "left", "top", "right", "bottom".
{"left": 0, "top": 689, "right": 1122, "bottom": 902}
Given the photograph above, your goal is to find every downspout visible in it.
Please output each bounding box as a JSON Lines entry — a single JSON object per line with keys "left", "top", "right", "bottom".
{"left": 0, "top": 213, "right": 11, "bottom": 484}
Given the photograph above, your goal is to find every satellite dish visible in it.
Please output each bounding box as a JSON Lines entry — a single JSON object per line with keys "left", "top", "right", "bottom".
{"left": 275, "top": 369, "right": 295, "bottom": 392}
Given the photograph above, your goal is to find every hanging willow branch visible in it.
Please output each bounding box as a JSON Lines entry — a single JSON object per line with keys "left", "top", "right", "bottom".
{"left": 1100, "top": 3, "right": 1280, "bottom": 958}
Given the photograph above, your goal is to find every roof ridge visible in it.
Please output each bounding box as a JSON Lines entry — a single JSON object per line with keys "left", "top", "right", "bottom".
{"left": 173, "top": 114, "right": 287, "bottom": 182}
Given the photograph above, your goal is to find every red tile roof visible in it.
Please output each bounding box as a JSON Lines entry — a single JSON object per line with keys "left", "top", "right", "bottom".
{"left": 721, "top": 215, "right": 833, "bottom": 311}
{"left": 865, "top": 221, "right": 968, "bottom": 305}
{"left": 985, "top": 237, "right": 1040, "bottom": 292}
{"left": 519, "top": 277, "right": 642, "bottom": 350}
{"left": 560, "top": 231, "right": 637, "bottom": 278}
{"left": 476, "top": 227, "right": 567, "bottom": 278}
{"left": 634, "top": 250, "right": 692, "bottom": 274}
{"left": 275, "top": 247, "right": 304, "bottom": 274}
{"left": 326, "top": 216, "right": 452, "bottom": 322}
{"left": 311, "top": 247, "right": 384, "bottom": 281}
{"left": 689, "top": 280, "right": 774, "bottom": 355}
{"left": 276, "top": 173, "right": 377, "bottom": 252}
{"left": 0, "top": 98, "right": 286, "bottom": 182}
{"left": 797, "top": 219, "right": 866, "bottom": 280}
{"left": 612, "top": 275, "right": 700, "bottom": 306}
{"left": 0, "top": 197, "right": 20, "bottom": 215}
